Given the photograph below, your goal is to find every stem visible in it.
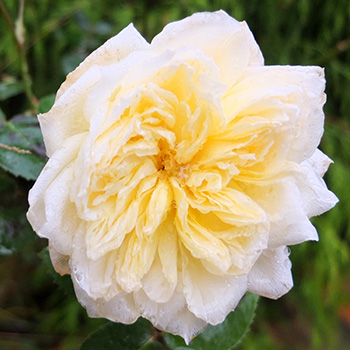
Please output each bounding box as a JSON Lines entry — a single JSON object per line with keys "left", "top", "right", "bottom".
{"left": 0, "top": 0, "right": 38, "bottom": 111}
{"left": 19, "top": 44, "right": 37, "bottom": 110}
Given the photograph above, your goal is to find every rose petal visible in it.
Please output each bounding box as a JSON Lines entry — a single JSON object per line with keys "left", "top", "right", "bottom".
{"left": 223, "top": 65, "right": 326, "bottom": 163}
{"left": 57, "top": 24, "right": 149, "bottom": 99}
{"left": 134, "top": 288, "right": 207, "bottom": 344}
{"left": 27, "top": 133, "right": 86, "bottom": 254}
{"left": 182, "top": 248, "right": 248, "bottom": 324}
{"left": 40, "top": 24, "right": 150, "bottom": 157}
{"left": 299, "top": 154, "right": 339, "bottom": 217}
{"left": 242, "top": 182, "right": 319, "bottom": 247}
{"left": 73, "top": 276, "right": 140, "bottom": 325}
{"left": 151, "top": 10, "right": 263, "bottom": 86}
{"left": 247, "top": 246, "right": 293, "bottom": 299}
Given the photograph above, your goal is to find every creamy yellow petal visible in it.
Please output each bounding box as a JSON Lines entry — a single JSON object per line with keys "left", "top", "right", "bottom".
{"left": 223, "top": 65, "right": 326, "bottom": 163}
{"left": 158, "top": 217, "right": 178, "bottom": 288}
{"left": 141, "top": 179, "right": 173, "bottom": 236}
{"left": 188, "top": 186, "right": 266, "bottom": 225}
{"left": 151, "top": 10, "right": 263, "bottom": 85}
{"left": 115, "top": 230, "right": 159, "bottom": 293}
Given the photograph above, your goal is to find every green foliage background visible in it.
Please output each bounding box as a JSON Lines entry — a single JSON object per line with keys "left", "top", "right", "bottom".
{"left": 1, "top": 0, "right": 349, "bottom": 349}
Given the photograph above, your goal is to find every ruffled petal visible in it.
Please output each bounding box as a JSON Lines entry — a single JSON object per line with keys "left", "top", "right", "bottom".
{"left": 40, "top": 24, "right": 150, "bottom": 156}
{"left": 242, "top": 182, "right": 319, "bottom": 248}
{"left": 307, "top": 149, "right": 333, "bottom": 177}
{"left": 70, "top": 225, "right": 119, "bottom": 300}
{"left": 223, "top": 65, "right": 326, "bottom": 163}
{"left": 73, "top": 277, "right": 140, "bottom": 325}
{"left": 247, "top": 246, "right": 293, "bottom": 299}
{"left": 151, "top": 10, "right": 263, "bottom": 86}
{"left": 299, "top": 152, "right": 339, "bottom": 217}
{"left": 142, "top": 217, "right": 178, "bottom": 303}
{"left": 134, "top": 288, "right": 207, "bottom": 344}
{"left": 182, "top": 248, "right": 248, "bottom": 324}
{"left": 27, "top": 133, "right": 86, "bottom": 254}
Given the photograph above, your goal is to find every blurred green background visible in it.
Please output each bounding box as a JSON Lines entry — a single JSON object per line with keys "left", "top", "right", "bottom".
{"left": 0, "top": 0, "right": 349, "bottom": 349}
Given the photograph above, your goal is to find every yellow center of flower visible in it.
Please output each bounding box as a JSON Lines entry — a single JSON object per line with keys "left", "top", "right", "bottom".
{"left": 157, "top": 143, "right": 190, "bottom": 181}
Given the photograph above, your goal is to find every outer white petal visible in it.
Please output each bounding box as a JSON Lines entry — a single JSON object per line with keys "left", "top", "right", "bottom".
{"left": 247, "top": 246, "right": 293, "bottom": 299}
{"left": 307, "top": 148, "right": 334, "bottom": 177}
{"left": 182, "top": 249, "right": 247, "bottom": 325}
{"left": 70, "top": 225, "right": 120, "bottom": 300}
{"left": 40, "top": 67, "right": 100, "bottom": 157}
{"left": 141, "top": 255, "right": 175, "bottom": 303}
{"left": 223, "top": 65, "right": 326, "bottom": 163}
{"left": 151, "top": 10, "right": 263, "bottom": 86}
{"left": 27, "top": 133, "right": 86, "bottom": 255}
{"left": 72, "top": 277, "right": 140, "bottom": 325}
{"left": 40, "top": 24, "right": 150, "bottom": 157}
{"left": 57, "top": 24, "right": 149, "bottom": 99}
{"left": 243, "top": 182, "right": 319, "bottom": 248}
{"left": 134, "top": 288, "right": 207, "bottom": 344}
{"left": 299, "top": 151, "right": 339, "bottom": 217}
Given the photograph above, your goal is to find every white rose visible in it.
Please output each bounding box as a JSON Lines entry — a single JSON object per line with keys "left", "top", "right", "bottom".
{"left": 27, "top": 10, "right": 338, "bottom": 343}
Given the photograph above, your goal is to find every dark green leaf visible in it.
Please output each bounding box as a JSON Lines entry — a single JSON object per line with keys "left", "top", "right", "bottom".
{"left": 0, "top": 81, "right": 24, "bottom": 100}
{"left": 0, "top": 145, "right": 45, "bottom": 180}
{"left": 80, "top": 318, "right": 157, "bottom": 350}
{"left": 38, "top": 248, "right": 75, "bottom": 296}
{"left": 0, "top": 115, "right": 46, "bottom": 179}
{"left": 164, "top": 293, "right": 259, "bottom": 350}
{"left": 38, "top": 94, "right": 56, "bottom": 113}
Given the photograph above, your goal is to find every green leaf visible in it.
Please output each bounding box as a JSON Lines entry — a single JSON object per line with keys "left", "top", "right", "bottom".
{"left": 0, "top": 144, "right": 45, "bottom": 180}
{"left": 38, "top": 94, "right": 56, "bottom": 113}
{"left": 0, "top": 81, "right": 24, "bottom": 100}
{"left": 38, "top": 248, "right": 75, "bottom": 296}
{"left": 0, "top": 115, "right": 46, "bottom": 179}
{"left": 164, "top": 293, "right": 259, "bottom": 350}
{"left": 80, "top": 318, "right": 160, "bottom": 350}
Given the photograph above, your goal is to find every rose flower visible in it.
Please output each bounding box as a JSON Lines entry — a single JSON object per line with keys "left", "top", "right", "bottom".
{"left": 27, "top": 11, "right": 338, "bottom": 342}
